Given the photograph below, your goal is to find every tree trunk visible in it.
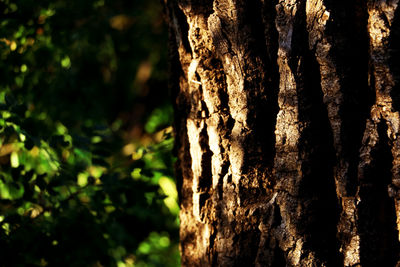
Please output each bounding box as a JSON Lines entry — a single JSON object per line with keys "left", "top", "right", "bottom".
{"left": 163, "top": 0, "right": 400, "bottom": 265}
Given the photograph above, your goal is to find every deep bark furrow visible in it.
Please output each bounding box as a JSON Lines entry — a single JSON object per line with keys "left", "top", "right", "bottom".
{"left": 293, "top": 3, "right": 341, "bottom": 265}
{"left": 305, "top": 0, "right": 345, "bottom": 196}
{"left": 322, "top": 0, "right": 373, "bottom": 198}
{"left": 306, "top": 2, "right": 355, "bottom": 262}
{"left": 273, "top": 2, "right": 342, "bottom": 265}
{"left": 362, "top": 1, "right": 400, "bottom": 265}
{"left": 359, "top": 121, "right": 399, "bottom": 266}
{"left": 306, "top": 1, "right": 373, "bottom": 264}
{"left": 260, "top": 0, "right": 281, "bottom": 170}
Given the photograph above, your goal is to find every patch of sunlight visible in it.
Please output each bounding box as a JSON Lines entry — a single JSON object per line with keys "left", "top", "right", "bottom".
{"left": 122, "top": 143, "right": 135, "bottom": 156}
{"left": 10, "top": 41, "right": 17, "bottom": 51}
{"left": 10, "top": 151, "right": 19, "bottom": 168}
{"left": 91, "top": 136, "right": 102, "bottom": 143}
{"left": 2, "top": 111, "right": 11, "bottom": 119}
{"left": 30, "top": 146, "right": 40, "bottom": 157}
{"left": 61, "top": 56, "right": 71, "bottom": 68}
{"left": 29, "top": 204, "right": 43, "bottom": 218}
{"left": 89, "top": 166, "right": 104, "bottom": 179}
{"left": 159, "top": 177, "right": 178, "bottom": 199}
{"left": 56, "top": 122, "right": 68, "bottom": 135}
{"left": 19, "top": 133, "right": 26, "bottom": 142}
{"left": 138, "top": 242, "right": 151, "bottom": 254}
{"left": 159, "top": 236, "right": 170, "bottom": 248}
{"left": 159, "top": 176, "right": 179, "bottom": 214}
{"left": 131, "top": 168, "right": 141, "bottom": 180}
{"left": 153, "top": 130, "right": 165, "bottom": 142}
{"left": 2, "top": 223, "right": 10, "bottom": 235}
{"left": 132, "top": 148, "right": 144, "bottom": 160}
{"left": 20, "top": 64, "right": 27, "bottom": 72}
{"left": 77, "top": 172, "right": 89, "bottom": 187}
{"left": 124, "top": 255, "right": 135, "bottom": 267}
{"left": 164, "top": 197, "right": 179, "bottom": 215}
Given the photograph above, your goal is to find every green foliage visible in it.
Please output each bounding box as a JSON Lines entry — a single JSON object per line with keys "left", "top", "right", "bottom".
{"left": 0, "top": 0, "right": 178, "bottom": 266}
{"left": 145, "top": 105, "right": 174, "bottom": 134}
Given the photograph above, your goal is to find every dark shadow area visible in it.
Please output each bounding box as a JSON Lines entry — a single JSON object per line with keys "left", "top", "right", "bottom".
{"left": 238, "top": 0, "right": 280, "bottom": 207}
{"left": 170, "top": 2, "right": 193, "bottom": 57}
{"left": 0, "top": 0, "right": 179, "bottom": 266}
{"left": 198, "top": 123, "right": 213, "bottom": 221}
{"left": 324, "top": 0, "right": 374, "bottom": 196}
{"left": 166, "top": 3, "right": 195, "bottom": 215}
{"left": 289, "top": 2, "right": 342, "bottom": 265}
{"left": 243, "top": 0, "right": 280, "bottom": 171}
{"left": 232, "top": 230, "right": 261, "bottom": 267}
{"left": 358, "top": 121, "right": 400, "bottom": 266}
{"left": 233, "top": 2, "right": 281, "bottom": 263}
{"left": 271, "top": 243, "right": 287, "bottom": 267}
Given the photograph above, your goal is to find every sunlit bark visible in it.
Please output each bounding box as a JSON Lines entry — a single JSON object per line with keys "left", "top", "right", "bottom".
{"left": 164, "top": 0, "right": 400, "bottom": 265}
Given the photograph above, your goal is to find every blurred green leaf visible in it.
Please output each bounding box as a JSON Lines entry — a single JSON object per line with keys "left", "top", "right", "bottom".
{"left": 0, "top": 0, "right": 177, "bottom": 266}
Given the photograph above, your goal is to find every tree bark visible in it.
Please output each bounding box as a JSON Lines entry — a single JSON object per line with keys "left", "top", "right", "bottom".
{"left": 164, "top": 0, "right": 400, "bottom": 265}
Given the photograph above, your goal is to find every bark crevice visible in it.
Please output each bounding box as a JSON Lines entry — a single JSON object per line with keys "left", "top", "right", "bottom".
{"left": 358, "top": 121, "right": 399, "bottom": 266}
{"left": 197, "top": 122, "right": 213, "bottom": 221}
{"left": 290, "top": 3, "right": 342, "bottom": 265}
{"left": 324, "top": 0, "right": 372, "bottom": 197}
{"left": 175, "top": 3, "right": 193, "bottom": 56}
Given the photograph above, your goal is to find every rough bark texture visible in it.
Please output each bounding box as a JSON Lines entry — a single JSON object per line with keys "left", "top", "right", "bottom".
{"left": 164, "top": 0, "right": 400, "bottom": 265}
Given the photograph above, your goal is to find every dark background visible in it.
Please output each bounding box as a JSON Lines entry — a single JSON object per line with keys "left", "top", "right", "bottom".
{"left": 0, "top": 0, "right": 179, "bottom": 266}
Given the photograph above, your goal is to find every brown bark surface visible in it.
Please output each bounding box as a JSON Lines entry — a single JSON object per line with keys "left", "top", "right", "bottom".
{"left": 164, "top": 0, "right": 400, "bottom": 266}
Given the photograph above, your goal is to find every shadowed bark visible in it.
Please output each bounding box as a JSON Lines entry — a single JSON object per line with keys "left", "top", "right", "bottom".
{"left": 163, "top": 0, "right": 400, "bottom": 265}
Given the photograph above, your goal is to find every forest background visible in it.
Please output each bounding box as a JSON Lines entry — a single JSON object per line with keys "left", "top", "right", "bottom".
{"left": 0, "top": 0, "right": 179, "bottom": 266}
